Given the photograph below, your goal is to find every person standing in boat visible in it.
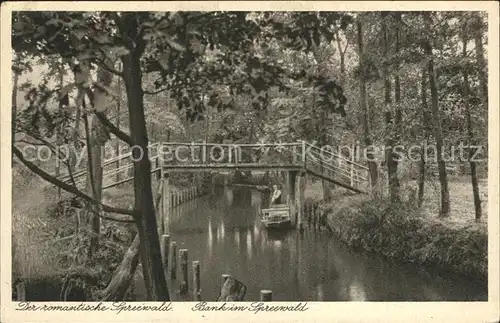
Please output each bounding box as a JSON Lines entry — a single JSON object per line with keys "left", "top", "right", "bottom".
{"left": 270, "top": 184, "right": 282, "bottom": 206}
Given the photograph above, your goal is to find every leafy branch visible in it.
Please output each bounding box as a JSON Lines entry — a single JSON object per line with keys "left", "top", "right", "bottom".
{"left": 12, "top": 145, "right": 137, "bottom": 218}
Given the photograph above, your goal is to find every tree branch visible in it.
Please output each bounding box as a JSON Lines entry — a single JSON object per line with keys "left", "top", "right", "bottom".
{"left": 143, "top": 87, "right": 170, "bottom": 95}
{"left": 95, "top": 111, "right": 133, "bottom": 146}
{"left": 12, "top": 145, "right": 137, "bottom": 217}
{"left": 86, "top": 206, "right": 136, "bottom": 223}
{"left": 83, "top": 88, "right": 133, "bottom": 146}
{"left": 15, "top": 125, "right": 79, "bottom": 187}
{"left": 94, "top": 49, "right": 124, "bottom": 77}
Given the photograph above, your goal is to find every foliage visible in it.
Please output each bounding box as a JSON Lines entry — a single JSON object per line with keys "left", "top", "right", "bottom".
{"left": 324, "top": 196, "right": 487, "bottom": 279}
{"left": 12, "top": 11, "right": 352, "bottom": 168}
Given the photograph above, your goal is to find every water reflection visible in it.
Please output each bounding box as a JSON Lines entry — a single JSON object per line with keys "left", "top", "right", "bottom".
{"left": 208, "top": 217, "right": 214, "bottom": 253}
{"left": 349, "top": 280, "right": 367, "bottom": 301}
{"left": 166, "top": 186, "right": 487, "bottom": 301}
{"left": 220, "top": 219, "right": 225, "bottom": 240}
{"left": 316, "top": 284, "right": 324, "bottom": 301}
{"left": 251, "top": 190, "right": 261, "bottom": 207}
{"left": 225, "top": 186, "right": 233, "bottom": 205}
{"left": 246, "top": 230, "right": 253, "bottom": 260}
{"left": 235, "top": 229, "right": 240, "bottom": 248}
{"left": 272, "top": 240, "right": 282, "bottom": 252}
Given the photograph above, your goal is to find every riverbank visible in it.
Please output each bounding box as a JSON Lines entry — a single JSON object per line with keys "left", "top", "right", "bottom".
{"left": 305, "top": 180, "right": 488, "bottom": 281}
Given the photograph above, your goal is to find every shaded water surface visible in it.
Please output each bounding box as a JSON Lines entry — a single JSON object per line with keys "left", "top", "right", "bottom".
{"left": 166, "top": 186, "right": 487, "bottom": 301}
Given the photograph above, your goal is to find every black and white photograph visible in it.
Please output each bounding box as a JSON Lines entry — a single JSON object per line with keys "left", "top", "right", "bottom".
{"left": 2, "top": 2, "right": 499, "bottom": 322}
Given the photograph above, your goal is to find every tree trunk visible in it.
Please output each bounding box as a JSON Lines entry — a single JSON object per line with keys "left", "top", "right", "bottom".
{"left": 84, "top": 62, "right": 115, "bottom": 258}
{"left": 55, "top": 64, "right": 65, "bottom": 199}
{"left": 84, "top": 114, "right": 104, "bottom": 259}
{"left": 122, "top": 43, "right": 169, "bottom": 300}
{"left": 356, "top": 18, "right": 378, "bottom": 187}
{"left": 320, "top": 112, "right": 333, "bottom": 200}
{"left": 335, "top": 29, "right": 347, "bottom": 82}
{"left": 461, "top": 23, "right": 482, "bottom": 221}
{"left": 116, "top": 62, "right": 122, "bottom": 183}
{"left": 69, "top": 101, "right": 82, "bottom": 173}
{"left": 217, "top": 277, "right": 247, "bottom": 301}
{"left": 472, "top": 12, "right": 488, "bottom": 107}
{"left": 310, "top": 77, "right": 334, "bottom": 200}
{"left": 262, "top": 170, "right": 270, "bottom": 184}
{"left": 392, "top": 16, "right": 402, "bottom": 201}
{"left": 417, "top": 69, "right": 430, "bottom": 208}
{"left": 423, "top": 13, "right": 450, "bottom": 217}
{"left": 100, "top": 235, "right": 140, "bottom": 300}
{"left": 382, "top": 14, "right": 396, "bottom": 201}
{"left": 101, "top": 189, "right": 163, "bottom": 301}
{"left": 12, "top": 58, "right": 20, "bottom": 142}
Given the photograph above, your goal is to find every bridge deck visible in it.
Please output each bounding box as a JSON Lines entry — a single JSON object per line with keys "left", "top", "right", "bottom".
{"left": 162, "top": 163, "right": 304, "bottom": 172}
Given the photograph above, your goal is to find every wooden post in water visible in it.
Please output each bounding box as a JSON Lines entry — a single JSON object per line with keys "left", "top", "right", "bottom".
{"left": 287, "top": 171, "right": 297, "bottom": 227}
{"left": 179, "top": 249, "right": 188, "bottom": 294}
{"left": 316, "top": 206, "right": 320, "bottom": 230}
{"left": 307, "top": 202, "right": 312, "bottom": 227}
{"left": 297, "top": 173, "right": 305, "bottom": 233}
{"left": 161, "top": 234, "right": 170, "bottom": 279}
{"left": 161, "top": 171, "right": 170, "bottom": 234}
{"left": 313, "top": 204, "right": 317, "bottom": 230}
{"left": 170, "top": 241, "right": 177, "bottom": 280}
{"left": 157, "top": 179, "right": 164, "bottom": 235}
{"left": 192, "top": 261, "right": 201, "bottom": 301}
{"left": 260, "top": 290, "right": 272, "bottom": 301}
{"left": 156, "top": 157, "right": 161, "bottom": 180}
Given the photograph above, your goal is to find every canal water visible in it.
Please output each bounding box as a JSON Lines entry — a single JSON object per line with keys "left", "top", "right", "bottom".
{"left": 165, "top": 186, "right": 487, "bottom": 301}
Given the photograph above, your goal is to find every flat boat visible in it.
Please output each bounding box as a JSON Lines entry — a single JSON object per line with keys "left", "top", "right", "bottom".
{"left": 260, "top": 204, "right": 291, "bottom": 229}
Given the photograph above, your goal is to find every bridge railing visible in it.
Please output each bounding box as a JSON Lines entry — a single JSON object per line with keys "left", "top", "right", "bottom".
{"left": 57, "top": 142, "right": 162, "bottom": 189}
{"left": 156, "top": 142, "right": 304, "bottom": 168}
{"left": 302, "top": 142, "right": 370, "bottom": 190}
{"left": 54, "top": 141, "right": 371, "bottom": 193}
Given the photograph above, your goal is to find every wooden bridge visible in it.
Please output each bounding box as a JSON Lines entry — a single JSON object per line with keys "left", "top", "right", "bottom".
{"left": 55, "top": 141, "right": 370, "bottom": 232}
{"left": 56, "top": 141, "right": 371, "bottom": 194}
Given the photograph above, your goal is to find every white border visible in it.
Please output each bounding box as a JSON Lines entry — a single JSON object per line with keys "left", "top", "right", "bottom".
{"left": 1, "top": 2, "right": 499, "bottom": 322}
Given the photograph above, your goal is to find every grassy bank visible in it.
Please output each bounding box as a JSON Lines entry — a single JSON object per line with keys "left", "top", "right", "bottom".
{"left": 304, "top": 179, "right": 488, "bottom": 280}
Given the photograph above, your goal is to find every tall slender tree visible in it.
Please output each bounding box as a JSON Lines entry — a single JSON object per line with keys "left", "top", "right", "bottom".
{"left": 422, "top": 12, "right": 450, "bottom": 217}
{"left": 356, "top": 16, "right": 378, "bottom": 187}
{"left": 461, "top": 18, "right": 482, "bottom": 221}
